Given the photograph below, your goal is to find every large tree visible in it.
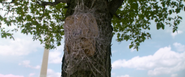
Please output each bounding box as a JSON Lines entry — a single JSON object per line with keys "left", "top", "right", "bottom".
{"left": 0, "top": 0, "right": 185, "bottom": 77}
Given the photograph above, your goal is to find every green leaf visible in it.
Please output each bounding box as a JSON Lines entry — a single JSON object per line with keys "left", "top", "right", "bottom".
{"left": 129, "top": 44, "right": 134, "bottom": 49}
{"left": 175, "top": 8, "right": 181, "bottom": 13}
{"left": 169, "top": 10, "right": 172, "bottom": 14}
{"left": 124, "top": 35, "right": 130, "bottom": 41}
{"left": 0, "top": 0, "right": 184, "bottom": 50}
{"left": 156, "top": 22, "right": 165, "bottom": 30}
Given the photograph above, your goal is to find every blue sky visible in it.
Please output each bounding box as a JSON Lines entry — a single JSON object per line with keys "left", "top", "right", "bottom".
{"left": 0, "top": 4, "right": 185, "bottom": 77}
{"left": 111, "top": 12, "right": 185, "bottom": 77}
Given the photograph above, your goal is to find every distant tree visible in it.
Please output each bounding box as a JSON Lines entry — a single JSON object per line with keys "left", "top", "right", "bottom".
{"left": 0, "top": 0, "right": 184, "bottom": 77}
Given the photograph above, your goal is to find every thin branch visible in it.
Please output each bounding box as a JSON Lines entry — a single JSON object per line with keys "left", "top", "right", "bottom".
{"left": 36, "top": 0, "right": 66, "bottom": 21}
{"left": 108, "top": 0, "right": 124, "bottom": 16}
{"left": 36, "top": 0, "right": 68, "bottom": 7}
{"left": 55, "top": 0, "right": 68, "bottom": 3}
{"left": 36, "top": 1, "right": 58, "bottom": 6}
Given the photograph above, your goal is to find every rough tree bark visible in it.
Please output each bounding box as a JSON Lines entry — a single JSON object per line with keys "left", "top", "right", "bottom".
{"left": 61, "top": 0, "right": 123, "bottom": 77}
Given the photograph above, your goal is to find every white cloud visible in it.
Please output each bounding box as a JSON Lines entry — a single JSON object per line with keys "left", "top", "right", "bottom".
{"left": 171, "top": 30, "right": 183, "bottom": 38}
{"left": 47, "top": 69, "right": 60, "bottom": 77}
{"left": 0, "top": 37, "right": 42, "bottom": 56}
{"left": 173, "top": 42, "right": 185, "bottom": 52}
{"left": 117, "top": 74, "right": 130, "bottom": 77}
{"left": 28, "top": 73, "right": 35, "bottom": 77}
{"left": 171, "top": 74, "right": 178, "bottom": 77}
{"left": 112, "top": 45, "right": 185, "bottom": 76}
{"left": 0, "top": 74, "right": 24, "bottom": 77}
{"left": 130, "top": 48, "right": 136, "bottom": 52}
{"left": 49, "top": 45, "right": 64, "bottom": 64}
{"left": 19, "top": 60, "right": 40, "bottom": 69}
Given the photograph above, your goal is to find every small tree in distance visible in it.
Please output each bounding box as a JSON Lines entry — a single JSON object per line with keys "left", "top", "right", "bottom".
{"left": 0, "top": 0, "right": 185, "bottom": 77}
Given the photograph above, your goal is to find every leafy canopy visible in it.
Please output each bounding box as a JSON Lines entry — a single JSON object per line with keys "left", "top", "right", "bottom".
{"left": 112, "top": 0, "right": 185, "bottom": 50}
{"left": 0, "top": 0, "right": 185, "bottom": 50}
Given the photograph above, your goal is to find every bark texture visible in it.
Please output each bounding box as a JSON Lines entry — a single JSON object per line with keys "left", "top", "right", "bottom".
{"left": 61, "top": 0, "right": 119, "bottom": 77}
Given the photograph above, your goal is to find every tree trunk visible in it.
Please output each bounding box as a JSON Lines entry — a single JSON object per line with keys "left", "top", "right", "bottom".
{"left": 62, "top": 0, "right": 113, "bottom": 77}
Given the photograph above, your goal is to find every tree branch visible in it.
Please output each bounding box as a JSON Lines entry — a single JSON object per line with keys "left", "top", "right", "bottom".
{"left": 108, "top": 0, "right": 124, "bottom": 16}
{"left": 36, "top": 0, "right": 68, "bottom": 7}
{"left": 55, "top": 0, "right": 68, "bottom": 3}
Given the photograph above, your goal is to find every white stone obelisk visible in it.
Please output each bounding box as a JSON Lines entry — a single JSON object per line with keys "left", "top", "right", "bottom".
{"left": 40, "top": 47, "right": 49, "bottom": 77}
{"left": 40, "top": 36, "right": 50, "bottom": 77}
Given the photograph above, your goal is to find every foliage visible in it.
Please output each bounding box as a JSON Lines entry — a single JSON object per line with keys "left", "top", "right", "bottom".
{"left": 0, "top": 0, "right": 67, "bottom": 49}
{"left": 112, "top": 0, "right": 185, "bottom": 51}
{"left": 0, "top": 0, "right": 185, "bottom": 50}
